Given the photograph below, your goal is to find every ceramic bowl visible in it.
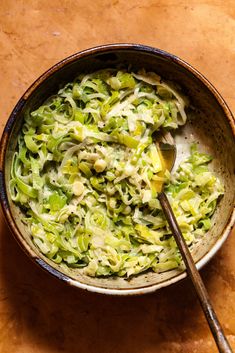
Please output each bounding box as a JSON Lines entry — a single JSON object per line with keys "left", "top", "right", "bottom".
{"left": 0, "top": 44, "right": 234, "bottom": 295}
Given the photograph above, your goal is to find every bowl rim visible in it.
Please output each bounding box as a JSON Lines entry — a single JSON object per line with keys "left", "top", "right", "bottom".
{"left": 0, "top": 43, "right": 234, "bottom": 295}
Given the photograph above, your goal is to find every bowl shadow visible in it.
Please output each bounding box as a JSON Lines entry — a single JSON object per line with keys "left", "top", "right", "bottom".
{"left": 0, "top": 209, "right": 218, "bottom": 353}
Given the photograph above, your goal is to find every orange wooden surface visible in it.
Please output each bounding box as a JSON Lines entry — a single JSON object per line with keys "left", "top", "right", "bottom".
{"left": 0, "top": 1, "right": 234, "bottom": 352}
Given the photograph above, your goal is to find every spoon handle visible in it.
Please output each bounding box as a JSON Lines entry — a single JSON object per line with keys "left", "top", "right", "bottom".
{"left": 158, "top": 192, "right": 233, "bottom": 353}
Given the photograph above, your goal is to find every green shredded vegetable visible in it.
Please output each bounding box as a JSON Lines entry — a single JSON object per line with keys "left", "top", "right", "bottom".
{"left": 10, "top": 69, "right": 224, "bottom": 277}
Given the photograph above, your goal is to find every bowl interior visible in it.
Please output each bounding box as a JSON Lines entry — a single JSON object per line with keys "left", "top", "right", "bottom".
{"left": 3, "top": 46, "right": 235, "bottom": 292}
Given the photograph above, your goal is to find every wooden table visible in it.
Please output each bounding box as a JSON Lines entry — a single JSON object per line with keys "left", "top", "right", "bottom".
{"left": 0, "top": 1, "right": 234, "bottom": 352}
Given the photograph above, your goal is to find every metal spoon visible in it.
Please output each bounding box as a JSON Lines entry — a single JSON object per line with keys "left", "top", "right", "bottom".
{"left": 158, "top": 141, "right": 233, "bottom": 353}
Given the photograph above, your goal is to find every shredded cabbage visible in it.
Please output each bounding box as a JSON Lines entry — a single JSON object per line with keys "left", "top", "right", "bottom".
{"left": 10, "top": 69, "right": 224, "bottom": 277}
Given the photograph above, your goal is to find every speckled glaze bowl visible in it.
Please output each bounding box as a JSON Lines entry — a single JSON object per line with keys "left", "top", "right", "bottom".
{"left": 0, "top": 44, "right": 234, "bottom": 295}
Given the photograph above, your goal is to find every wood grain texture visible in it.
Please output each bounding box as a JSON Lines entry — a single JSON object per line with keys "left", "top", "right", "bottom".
{"left": 0, "top": 1, "right": 234, "bottom": 352}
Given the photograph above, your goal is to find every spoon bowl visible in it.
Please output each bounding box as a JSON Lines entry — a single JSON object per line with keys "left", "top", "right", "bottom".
{"left": 158, "top": 143, "right": 233, "bottom": 352}
{"left": 0, "top": 43, "right": 234, "bottom": 295}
